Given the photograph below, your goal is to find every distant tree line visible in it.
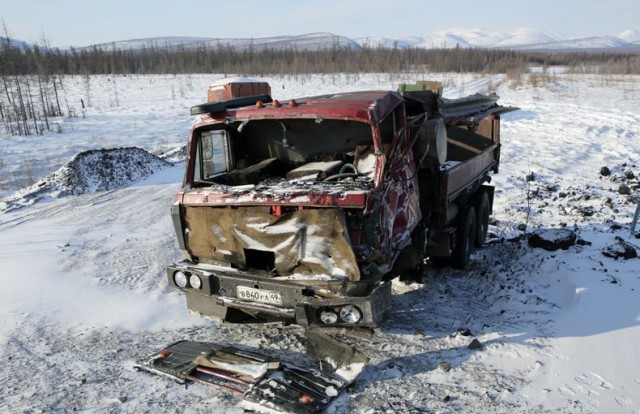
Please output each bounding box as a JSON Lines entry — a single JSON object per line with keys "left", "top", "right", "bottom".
{"left": 2, "top": 40, "right": 639, "bottom": 77}
{"left": 2, "top": 43, "right": 530, "bottom": 75}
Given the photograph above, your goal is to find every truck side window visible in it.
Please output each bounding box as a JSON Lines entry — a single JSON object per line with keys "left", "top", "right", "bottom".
{"left": 379, "top": 111, "right": 395, "bottom": 144}
{"left": 379, "top": 105, "right": 405, "bottom": 143}
{"left": 200, "top": 130, "right": 231, "bottom": 178}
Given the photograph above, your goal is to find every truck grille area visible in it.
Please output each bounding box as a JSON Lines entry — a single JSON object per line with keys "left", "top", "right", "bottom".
{"left": 183, "top": 206, "right": 361, "bottom": 281}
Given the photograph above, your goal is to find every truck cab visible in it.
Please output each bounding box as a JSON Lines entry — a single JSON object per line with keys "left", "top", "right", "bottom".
{"left": 167, "top": 81, "right": 515, "bottom": 328}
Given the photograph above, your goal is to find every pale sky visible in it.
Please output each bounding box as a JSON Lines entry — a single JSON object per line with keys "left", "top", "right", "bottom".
{"left": 1, "top": 0, "right": 639, "bottom": 47}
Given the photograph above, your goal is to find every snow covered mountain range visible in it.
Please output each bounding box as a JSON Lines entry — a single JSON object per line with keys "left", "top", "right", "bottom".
{"left": 74, "top": 26, "right": 640, "bottom": 52}
{"left": 354, "top": 27, "right": 640, "bottom": 50}
{"left": 5, "top": 27, "right": 640, "bottom": 52}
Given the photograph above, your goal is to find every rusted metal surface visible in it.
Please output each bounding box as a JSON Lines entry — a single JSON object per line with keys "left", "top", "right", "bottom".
{"left": 183, "top": 206, "right": 361, "bottom": 281}
{"left": 207, "top": 80, "right": 271, "bottom": 103}
{"left": 136, "top": 338, "right": 361, "bottom": 413}
{"left": 179, "top": 189, "right": 368, "bottom": 208}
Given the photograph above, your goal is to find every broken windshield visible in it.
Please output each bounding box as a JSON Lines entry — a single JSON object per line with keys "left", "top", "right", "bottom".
{"left": 193, "top": 118, "right": 378, "bottom": 190}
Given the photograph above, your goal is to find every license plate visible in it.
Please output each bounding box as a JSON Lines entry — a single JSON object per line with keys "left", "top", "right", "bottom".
{"left": 236, "top": 286, "right": 283, "bottom": 305}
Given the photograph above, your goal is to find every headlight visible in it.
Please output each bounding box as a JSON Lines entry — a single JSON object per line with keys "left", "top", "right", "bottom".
{"left": 174, "top": 271, "right": 188, "bottom": 288}
{"left": 339, "top": 305, "right": 362, "bottom": 324}
{"left": 189, "top": 274, "right": 202, "bottom": 289}
{"left": 320, "top": 310, "right": 338, "bottom": 324}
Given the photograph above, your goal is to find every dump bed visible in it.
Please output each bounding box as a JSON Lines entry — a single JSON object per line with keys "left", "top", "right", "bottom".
{"left": 440, "top": 116, "right": 501, "bottom": 203}
{"left": 404, "top": 89, "right": 516, "bottom": 206}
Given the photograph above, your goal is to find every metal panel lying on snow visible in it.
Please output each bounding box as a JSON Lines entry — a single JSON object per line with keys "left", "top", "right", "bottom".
{"left": 135, "top": 339, "right": 365, "bottom": 414}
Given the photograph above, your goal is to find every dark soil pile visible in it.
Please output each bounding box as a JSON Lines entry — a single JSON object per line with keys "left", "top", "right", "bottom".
{"left": 1, "top": 147, "right": 172, "bottom": 211}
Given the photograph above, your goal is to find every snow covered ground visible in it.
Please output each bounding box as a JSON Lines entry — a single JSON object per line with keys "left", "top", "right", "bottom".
{"left": 0, "top": 72, "right": 639, "bottom": 413}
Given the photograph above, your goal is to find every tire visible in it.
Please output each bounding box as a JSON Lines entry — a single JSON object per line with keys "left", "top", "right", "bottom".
{"left": 450, "top": 206, "right": 476, "bottom": 269}
{"left": 475, "top": 192, "right": 490, "bottom": 247}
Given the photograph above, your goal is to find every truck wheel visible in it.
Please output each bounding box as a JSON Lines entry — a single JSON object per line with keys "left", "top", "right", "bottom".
{"left": 475, "top": 192, "right": 490, "bottom": 247}
{"left": 450, "top": 206, "right": 476, "bottom": 269}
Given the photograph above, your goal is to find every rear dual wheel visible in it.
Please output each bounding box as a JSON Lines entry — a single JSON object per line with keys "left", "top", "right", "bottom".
{"left": 450, "top": 206, "right": 477, "bottom": 270}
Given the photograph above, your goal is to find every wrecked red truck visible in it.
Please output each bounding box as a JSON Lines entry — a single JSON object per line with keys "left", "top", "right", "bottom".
{"left": 167, "top": 80, "right": 516, "bottom": 328}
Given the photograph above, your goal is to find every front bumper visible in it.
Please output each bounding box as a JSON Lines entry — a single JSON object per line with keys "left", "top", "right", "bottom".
{"left": 167, "top": 261, "right": 391, "bottom": 328}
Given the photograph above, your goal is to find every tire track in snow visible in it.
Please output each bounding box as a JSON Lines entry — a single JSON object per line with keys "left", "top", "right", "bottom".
{"left": 0, "top": 190, "right": 119, "bottom": 233}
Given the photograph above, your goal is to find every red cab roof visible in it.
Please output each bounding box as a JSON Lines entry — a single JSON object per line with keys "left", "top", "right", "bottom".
{"left": 194, "top": 90, "right": 404, "bottom": 126}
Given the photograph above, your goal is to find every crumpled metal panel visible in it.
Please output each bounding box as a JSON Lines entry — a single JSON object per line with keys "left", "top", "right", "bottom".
{"left": 184, "top": 206, "right": 361, "bottom": 281}
{"left": 136, "top": 337, "right": 364, "bottom": 414}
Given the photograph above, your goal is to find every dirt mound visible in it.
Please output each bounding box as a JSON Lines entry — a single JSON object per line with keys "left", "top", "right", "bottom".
{"left": 53, "top": 147, "right": 172, "bottom": 195}
{"left": 1, "top": 147, "right": 172, "bottom": 212}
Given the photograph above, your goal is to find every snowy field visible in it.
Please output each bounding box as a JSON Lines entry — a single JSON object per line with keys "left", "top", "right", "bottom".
{"left": 0, "top": 72, "right": 639, "bottom": 414}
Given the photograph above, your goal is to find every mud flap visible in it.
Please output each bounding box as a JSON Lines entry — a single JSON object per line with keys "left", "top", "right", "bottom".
{"left": 135, "top": 336, "right": 367, "bottom": 414}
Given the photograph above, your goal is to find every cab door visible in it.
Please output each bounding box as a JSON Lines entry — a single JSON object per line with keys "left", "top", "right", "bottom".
{"left": 378, "top": 105, "right": 422, "bottom": 260}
